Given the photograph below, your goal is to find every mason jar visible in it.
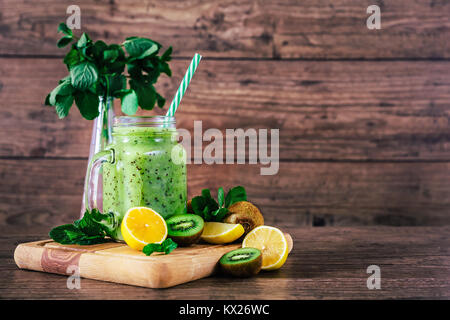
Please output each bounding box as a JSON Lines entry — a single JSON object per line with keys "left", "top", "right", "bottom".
{"left": 84, "top": 116, "right": 187, "bottom": 240}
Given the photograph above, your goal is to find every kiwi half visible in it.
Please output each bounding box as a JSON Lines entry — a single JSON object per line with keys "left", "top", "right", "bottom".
{"left": 219, "top": 247, "right": 262, "bottom": 277}
{"left": 166, "top": 214, "right": 204, "bottom": 246}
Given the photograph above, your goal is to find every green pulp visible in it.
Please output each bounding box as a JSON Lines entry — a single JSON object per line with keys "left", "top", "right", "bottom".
{"left": 103, "top": 126, "right": 187, "bottom": 240}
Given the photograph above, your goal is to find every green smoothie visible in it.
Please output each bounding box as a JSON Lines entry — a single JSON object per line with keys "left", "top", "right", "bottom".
{"left": 102, "top": 125, "right": 187, "bottom": 240}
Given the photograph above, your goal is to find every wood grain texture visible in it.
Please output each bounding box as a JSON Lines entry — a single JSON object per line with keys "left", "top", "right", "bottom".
{"left": 0, "top": 159, "right": 449, "bottom": 228}
{"left": 0, "top": 0, "right": 449, "bottom": 58}
{"left": 1, "top": 58, "right": 449, "bottom": 160}
{"left": 0, "top": 1, "right": 449, "bottom": 230}
{"left": 3, "top": 226, "right": 450, "bottom": 299}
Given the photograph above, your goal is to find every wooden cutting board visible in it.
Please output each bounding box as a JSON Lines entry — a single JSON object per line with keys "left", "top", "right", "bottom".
{"left": 14, "top": 234, "right": 293, "bottom": 289}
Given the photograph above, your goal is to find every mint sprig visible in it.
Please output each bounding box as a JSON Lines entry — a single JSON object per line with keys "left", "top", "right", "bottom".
{"left": 45, "top": 22, "right": 172, "bottom": 120}
{"left": 191, "top": 186, "right": 247, "bottom": 222}
{"left": 49, "top": 209, "right": 120, "bottom": 245}
{"left": 143, "top": 238, "right": 178, "bottom": 256}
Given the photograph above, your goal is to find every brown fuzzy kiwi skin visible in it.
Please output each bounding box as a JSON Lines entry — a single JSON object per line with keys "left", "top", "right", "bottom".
{"left": 186, "top": 200, "right": 194, "bottom": 213}
{"left": 220, "top": 253, "right": 262, "bottom": 277}
{"left": 168, "top": 225, "right": 204, "bottom": 246}
{"left": 223, "top": 201, "right": 264, "bottom": 235}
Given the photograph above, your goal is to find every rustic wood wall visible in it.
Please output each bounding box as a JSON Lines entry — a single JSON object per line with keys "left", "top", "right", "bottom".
{"left": 0, "top": 0, "right": 449, "bottom": 228}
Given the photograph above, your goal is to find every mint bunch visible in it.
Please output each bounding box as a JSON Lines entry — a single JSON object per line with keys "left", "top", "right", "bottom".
{"left": 49, "top": 208, "right": 178, "bottom": 256}
{"left": 191, "top": 186, "right": 247, "bottom": 222}
{"left": 45, "top": 22, "right": 172, "bottom": 120}
{"left": 49, "top": 209, "right": 120, "bottom": 245}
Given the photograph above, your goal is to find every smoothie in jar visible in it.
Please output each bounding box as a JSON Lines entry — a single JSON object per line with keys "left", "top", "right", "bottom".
{"left": 102, "top": 116, "right": 187, "bottom": 240}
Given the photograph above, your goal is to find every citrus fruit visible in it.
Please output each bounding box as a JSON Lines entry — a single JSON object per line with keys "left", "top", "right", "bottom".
{"left": 200, "top": 222, "right": 245, "bottom": 244}
{"left": 242, "top": 226, "right": 288, "bottom": 270}
{"left": 121, "top": 207, "right": 167, "bottom": 251}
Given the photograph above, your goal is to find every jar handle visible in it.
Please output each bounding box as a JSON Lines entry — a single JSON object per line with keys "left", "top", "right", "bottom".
{"left": 84, "top": 149, "right": 115, "bottom": 212}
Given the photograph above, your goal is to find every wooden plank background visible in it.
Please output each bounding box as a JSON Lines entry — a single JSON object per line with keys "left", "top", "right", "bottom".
{"left": 1, "top": 0, "right": 449, "bottom": 59}
{"left": 0, "top": 0, "right": 449, "bottom": 228}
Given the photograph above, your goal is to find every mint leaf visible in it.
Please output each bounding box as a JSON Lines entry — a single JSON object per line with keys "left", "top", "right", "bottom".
{"left": 63, "top": 48, "right": 81, "bottom": 67}
{"left": 74, "top": 91, "right": 99, "bottom": 120}
{"left": 212, "top": 207, "right": 229, "bottom": 221}
{"left": 123, "top": 37, "right": 161, "bottom": 58}
{"left": 108, "top": 60, "right": 126, "bottom": 75}
{"left": 104, "top": 45, "right": 126, "bottom": 73}
{"left": 77, "top": 32, "right": 92, "bottom": 48}
{"left": 130, "top": 79, "right": 156, "bottom": 110}
{"left": 70, "top": 62, "right": 98, "bottom": 91}
{"left": 126, "top": 62, "right": 142, "bottom": 79}
{"left": 218, "top": 187, "right": 225, "bottom": 207}
{"left": 49, "top": 79, "right": 74, "bottom": 105}
{"left": 58, "top": 75, "right": 71, "bottom": 84}
{"left": 55, "top": 94, "right": 74, "bottom": 119}
{"left": 158, "top": 61, "right": 172, "bottom": 77}
{"left": 57, "top": 23, "right": 73, "bottom": 37}
{"left": 156, "top": 92, "right": 165, "bottom": 108}
{"left": 161, "top": 46, "right": 172, "bottom": 62}
{"left": 103, "top": 49, "right": 119, "bottom": 62}
{"left": 143, "top": 239, "right": 178, "bottom": 256}
{"left": 203, "top": 190, "right": 220, "bottom": 212}
{"left": 201, "top": 189, "right": 212, "bottom": 199}
{"left": 120, "top": 89, "right": 139, "bottom": 115}
{"left": 109, "top": 74, "right": 127, "bottom": 96}
{"left": 136, "top": 44, "right": 159, "bottom": 60}
{"left": 57, "top": 36, "right": 73, "bottom": 48}
{"left": 225, "top": 186, "right": 247, "bottom": 207}
{"left": 91, "top": 40, "right": 108, "bottom": 60}
{"left": 49, "top": 224, "right": 81, "bottom": 244}
{"left": 191, "top": 196, "right": 206, "bottom": 216}
{"left": 161, "top": 238, "right": 178, "bottom": 253}
{"left": 107, "top": 44, "right": 125, "bottom": 58}
{"left": 44, "top": 94, "right": 51, "bottom": 106}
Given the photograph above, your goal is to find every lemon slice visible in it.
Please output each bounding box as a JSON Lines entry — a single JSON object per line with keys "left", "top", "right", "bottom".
{"left": 121, "top": 207, "right": 167, "bottom": 251}
{"left": 242, "top": 226, "right": 288, "bottom": 270}
{"left": 200, "top": 222, "right": 245, "bottom": 244}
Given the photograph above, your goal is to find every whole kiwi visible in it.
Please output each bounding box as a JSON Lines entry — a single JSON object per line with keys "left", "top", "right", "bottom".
{"left": 186, "top": 199, "right": 194, "bottom": 213}
{"left": 223, "top": 201, "right": 264, "bottom": 235}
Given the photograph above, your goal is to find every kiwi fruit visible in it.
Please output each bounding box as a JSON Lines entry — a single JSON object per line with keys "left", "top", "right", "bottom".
{"left": 219, "top": 248, "right": 262, "bottom": 277}
{"left": 223, "top": 201, "right": 264, "bottom": 236}
{"left": 166, "top": 214, "right": 204, "bottom": 246}
{"left": 186, "top": 199, "right": 194, "bottom": 213}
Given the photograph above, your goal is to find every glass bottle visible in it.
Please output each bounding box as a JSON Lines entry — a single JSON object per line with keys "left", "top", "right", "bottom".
{"left": 80, "top": 96, "right": 115, "bottom": 217}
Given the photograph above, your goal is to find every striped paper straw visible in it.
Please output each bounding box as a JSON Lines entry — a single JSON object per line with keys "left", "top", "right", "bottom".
{"left": 166, "top": 53, "right": 202, "bottom": 118}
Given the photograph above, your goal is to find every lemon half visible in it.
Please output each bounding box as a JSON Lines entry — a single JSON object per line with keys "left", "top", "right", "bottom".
{"left": 121, "top": 207, "right": 167, "bottom": 251}
{"left": 242, "top": 226, "right": 288, "bottom": 270}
